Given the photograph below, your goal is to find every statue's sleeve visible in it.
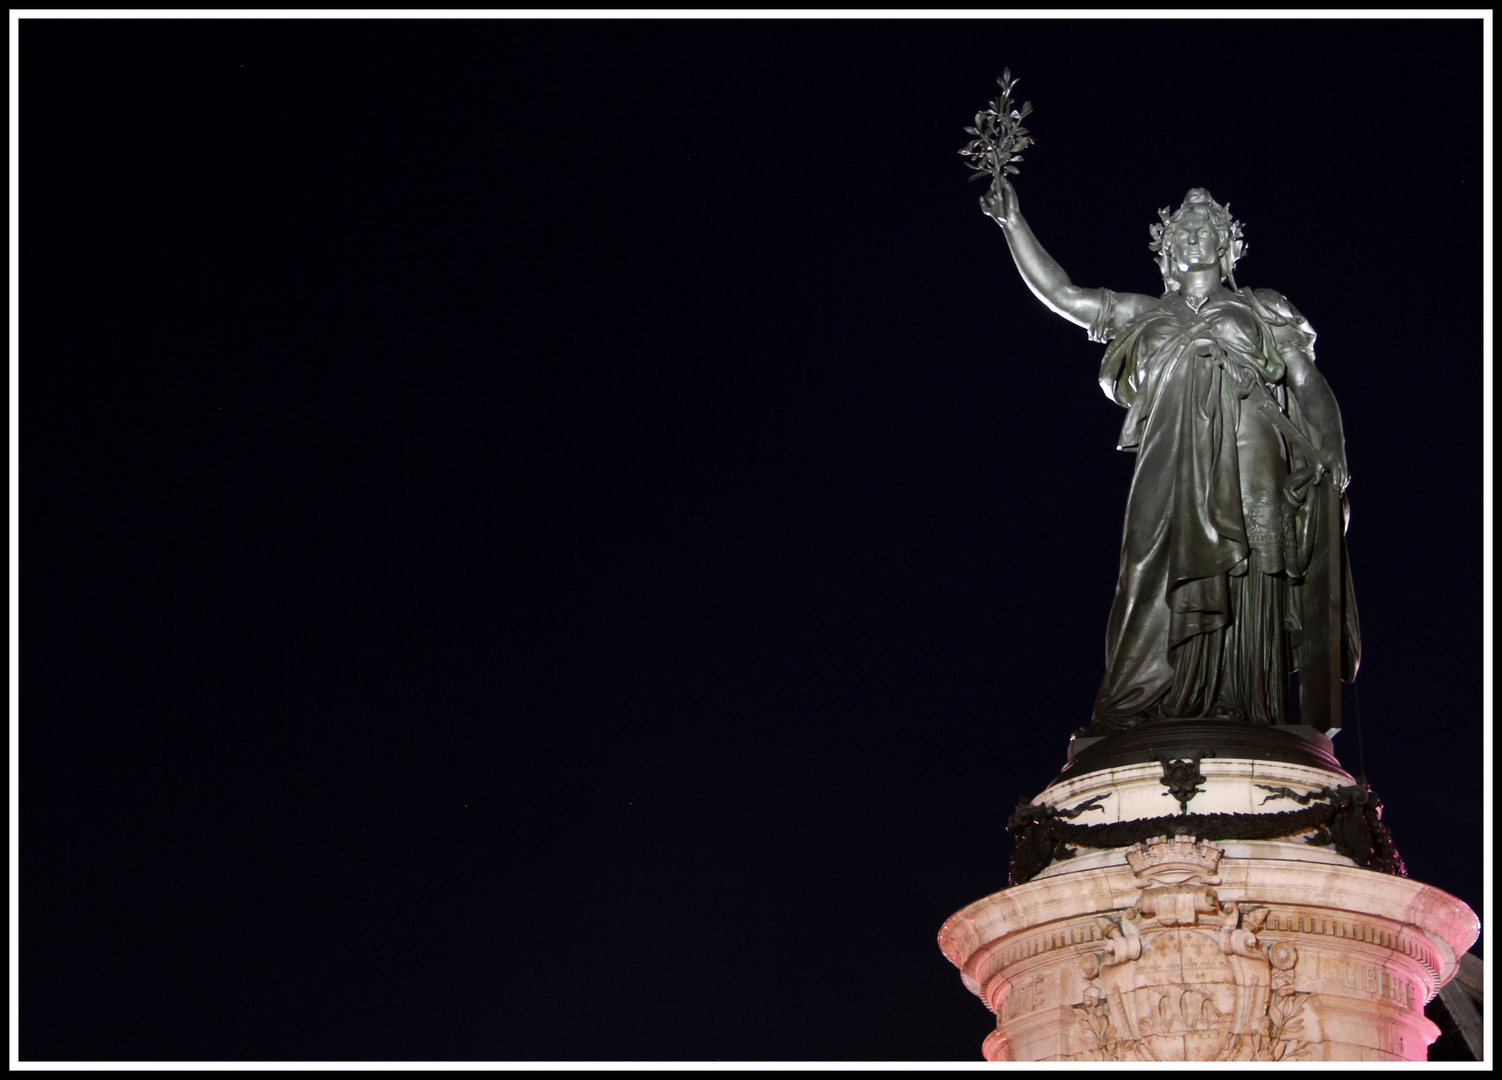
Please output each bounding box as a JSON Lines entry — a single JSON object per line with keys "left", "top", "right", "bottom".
{"left": 1086, "top": 287, "right": 1119, "bottom": 344}
{"left": 1252, "top": 288, "right": 1317, "bottom": 355}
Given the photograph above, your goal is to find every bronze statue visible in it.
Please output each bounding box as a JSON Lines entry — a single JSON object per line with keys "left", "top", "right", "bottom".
{"left": 981, "top": 179, "right": 1359, "bottom": 736}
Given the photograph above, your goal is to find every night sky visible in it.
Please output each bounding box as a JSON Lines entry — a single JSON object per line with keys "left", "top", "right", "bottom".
{"left": 21, "top": 16, "right": 1487, "bottom": 1063}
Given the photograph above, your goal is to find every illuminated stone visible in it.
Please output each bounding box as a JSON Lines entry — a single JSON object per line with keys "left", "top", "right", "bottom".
{"left": 938, "top": 758, "right": 1478, "bottom": 1061}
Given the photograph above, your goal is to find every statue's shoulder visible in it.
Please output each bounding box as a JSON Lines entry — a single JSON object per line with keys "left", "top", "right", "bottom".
{"left": 1248, "top": 287, "right": 1316, "bottom": 345}
{"left": 1248, "top": 288, "right": 1308, "bottom": 327}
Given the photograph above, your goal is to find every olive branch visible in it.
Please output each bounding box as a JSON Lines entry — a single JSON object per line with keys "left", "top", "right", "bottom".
{"left": 959, "top": 68, "right": 1034, "bottom": 185}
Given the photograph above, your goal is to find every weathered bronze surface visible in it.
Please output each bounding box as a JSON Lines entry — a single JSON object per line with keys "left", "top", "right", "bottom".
{"left": 1155, "top": 751, "right": 1208, "bottom": 815}
{"left": 1057, "top": 720, "right": 1347, "bottom": 781}
{"left": 1005, "top": 781, "right": 1405, "bottom": 886}
{"left": 981, "top": 179, "right": 1359, "bottom": 737}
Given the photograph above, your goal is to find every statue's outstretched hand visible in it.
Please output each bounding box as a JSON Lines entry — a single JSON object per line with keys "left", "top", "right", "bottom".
{"left": 980, "top": 178, "right": 1019, "bottom": 227}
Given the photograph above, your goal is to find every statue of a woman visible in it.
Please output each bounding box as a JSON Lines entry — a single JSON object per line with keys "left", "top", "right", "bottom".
{"left": 983, "top": 181, "right": 1358, "bottom": 735}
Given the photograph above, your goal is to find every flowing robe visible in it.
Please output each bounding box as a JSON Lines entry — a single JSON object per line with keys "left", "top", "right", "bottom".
{"left": 1090, "top": 288, "right": 1358, "bottom": 729}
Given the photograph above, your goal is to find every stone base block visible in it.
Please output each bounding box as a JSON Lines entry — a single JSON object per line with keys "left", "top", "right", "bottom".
{"left": 939, "top": 757, "right": 1478, "bottom": 1061}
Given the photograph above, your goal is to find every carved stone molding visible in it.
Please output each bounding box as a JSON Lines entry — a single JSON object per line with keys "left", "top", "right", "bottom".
{"left": 944, "top": 757, "right": 1477, "bottom": 1060}
{"left": 941, "top": 854, "right": 1476, "bottom": 1061}
{"left": 1126, "top": 835, "right": 1223, "bottom": 884}
{"left": 1127, "top": 836, "right": 1224, "bottom": 927}
{"left": 1066, "top": 902, "right": 1313, "bottom": 1061}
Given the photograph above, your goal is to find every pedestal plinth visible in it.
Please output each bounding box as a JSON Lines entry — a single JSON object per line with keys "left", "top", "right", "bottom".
{"left": 938, "top": 753, "right": 1478, "bottom": 1061}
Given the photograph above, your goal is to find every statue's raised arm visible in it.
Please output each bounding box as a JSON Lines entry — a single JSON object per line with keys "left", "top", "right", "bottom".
{"left": 981, "top": 179, "right": 1158, "bottom": 343}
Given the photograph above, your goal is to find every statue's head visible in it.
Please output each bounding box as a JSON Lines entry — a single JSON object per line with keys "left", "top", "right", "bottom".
{"left": 1148, "top": 188, "right": 1246, "bottom": 290}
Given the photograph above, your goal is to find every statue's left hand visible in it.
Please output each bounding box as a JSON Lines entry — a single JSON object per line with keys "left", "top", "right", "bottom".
{"left": 1319, "top": 453, "right": 1350, "bottom": 494}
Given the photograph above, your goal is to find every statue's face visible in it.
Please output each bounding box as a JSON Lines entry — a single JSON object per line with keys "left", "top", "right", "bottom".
{"left": 1169, "top": 212, "right": 1223, "bottom": 275}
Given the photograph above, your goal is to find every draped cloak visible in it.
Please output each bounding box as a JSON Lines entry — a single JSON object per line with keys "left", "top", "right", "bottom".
{"left": 1090, "top": 287, "right": 1359, "bottom": 729}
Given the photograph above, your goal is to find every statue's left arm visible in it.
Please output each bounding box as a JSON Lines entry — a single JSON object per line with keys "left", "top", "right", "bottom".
{"left": 1257, "top": 289, "right": 1349, "bottom": 492}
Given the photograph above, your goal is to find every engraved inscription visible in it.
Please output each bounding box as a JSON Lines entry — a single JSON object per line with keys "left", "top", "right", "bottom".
{"left": 1337, "top": 959, "right": 1413, "bottom": 1009}
{"left": 1000, "top": 973, "right": 1047, "bottom": 1021}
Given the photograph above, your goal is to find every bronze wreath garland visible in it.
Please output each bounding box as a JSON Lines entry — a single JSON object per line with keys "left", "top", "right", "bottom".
{"left": 1006, "top": 783, "right": 1405, "bottom": 886}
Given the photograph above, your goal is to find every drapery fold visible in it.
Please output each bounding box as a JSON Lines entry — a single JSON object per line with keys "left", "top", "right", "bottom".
{"left": 1089, "top": 290, "right": 1357, "bottom": 730}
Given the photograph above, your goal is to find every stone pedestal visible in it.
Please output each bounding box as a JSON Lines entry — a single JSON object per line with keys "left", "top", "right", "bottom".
{"left": 938, "top": 756, "right": 1478, "bottom": 1061}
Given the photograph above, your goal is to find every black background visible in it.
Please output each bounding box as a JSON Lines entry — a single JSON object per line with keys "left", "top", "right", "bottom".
{"left": 22, "top": 17, "right": 1486, "bottom": 1062}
